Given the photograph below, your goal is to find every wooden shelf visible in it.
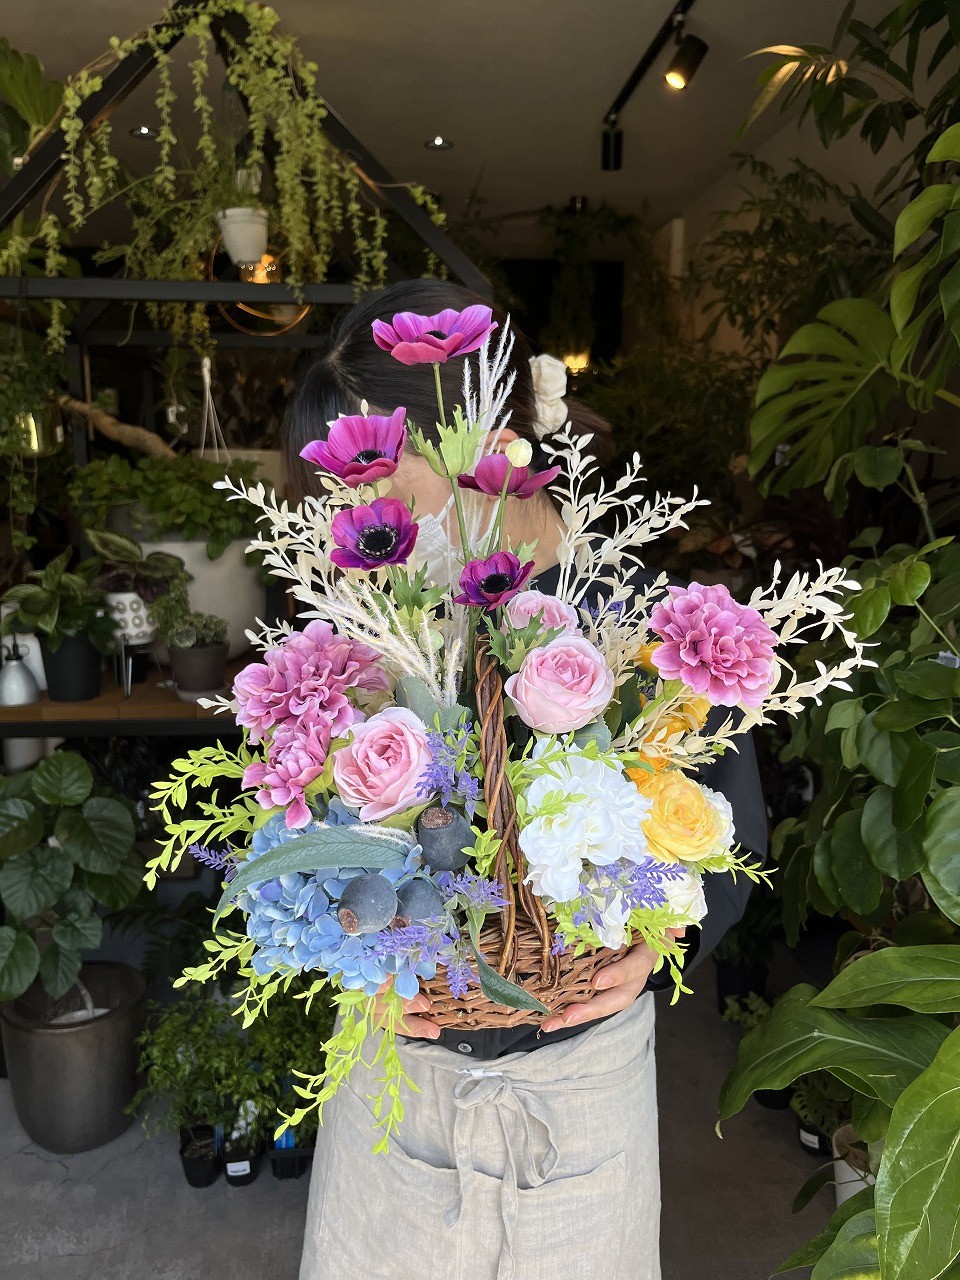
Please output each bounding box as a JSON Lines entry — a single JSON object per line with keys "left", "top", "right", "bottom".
{"left": 0, "top": 662, "right": 245, "bottom": 738}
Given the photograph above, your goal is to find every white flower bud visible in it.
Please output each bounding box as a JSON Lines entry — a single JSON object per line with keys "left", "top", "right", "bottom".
{"left": 505, "top": 438, "right": 533, "bottom": 468}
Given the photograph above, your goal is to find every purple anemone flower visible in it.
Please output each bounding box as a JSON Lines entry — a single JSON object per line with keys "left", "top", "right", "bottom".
{"left": 454, "top": 552, "right": 534, "bottom": 609}
{"left": 457, "top": 452, "right": 560, "bottom": 500}
{"left": 300, "top": 407, "right": 407, "bottom": 488}
{"left": 330, "top": 498, "right": 418, "bottom": 570}
{"left": 372, "top": 306, "right": 498, "bottom": 366}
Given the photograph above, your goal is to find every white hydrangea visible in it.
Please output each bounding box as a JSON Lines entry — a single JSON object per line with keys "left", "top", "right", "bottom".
{"left": 519, "top": 749, "right": 652, "bottom": 903}
{"left": 702, "top": 785, "right": 736, "bottom": 853}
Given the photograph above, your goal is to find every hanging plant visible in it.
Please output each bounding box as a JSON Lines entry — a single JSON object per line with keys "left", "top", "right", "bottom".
{"left": 4, "top": 4, "right": 443, "bottom": 352}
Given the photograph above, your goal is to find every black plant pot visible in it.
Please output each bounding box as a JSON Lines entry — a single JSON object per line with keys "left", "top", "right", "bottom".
{"left": 40, "top": 635, "right": 102, "bottom": 702}
{"left": 714, "top": 959, "right": 768, "bottom": 1015}
{"left": 796, "top": 1119, "right": 833, "bottom": 1158}
{"left": 270, "top": 1143, "right": 314, "bottom": 1180}
{"left": 179, "top": 1125, "right": 222, "bottom": 1188}
{"left": 169, "top": 642, "right": 229, "bottom": 703}
{"left": 754, "top": 1087, "right": 793, "bottom": 1110}
{"left": 224, "top": 1140, "right": 263, "bottom": 1186}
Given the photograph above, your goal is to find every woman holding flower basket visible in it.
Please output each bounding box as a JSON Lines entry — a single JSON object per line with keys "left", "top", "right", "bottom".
{"left": 150, "top": 280, "right": 866, "bottom": 1278}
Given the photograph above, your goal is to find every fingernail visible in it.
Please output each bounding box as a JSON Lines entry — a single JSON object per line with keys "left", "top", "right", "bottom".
{"left": 595, "top": 977, "right": 610, "bottom": 989}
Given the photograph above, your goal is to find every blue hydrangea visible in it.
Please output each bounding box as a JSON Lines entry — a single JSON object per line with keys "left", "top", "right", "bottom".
{"left": 236, "top": 811, "right": 439, "bottom": 998}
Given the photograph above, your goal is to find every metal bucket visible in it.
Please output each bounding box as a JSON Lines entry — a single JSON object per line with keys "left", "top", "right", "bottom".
{"left": 0, "top": 962, "right": 146, "bottom": 1153}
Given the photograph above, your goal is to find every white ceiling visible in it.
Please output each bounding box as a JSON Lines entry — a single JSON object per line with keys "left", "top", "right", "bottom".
{"left": 8, "top": 0, "right": 890, "bottom": 252}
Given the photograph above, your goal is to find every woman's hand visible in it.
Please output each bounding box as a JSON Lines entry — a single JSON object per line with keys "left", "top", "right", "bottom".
{"left": 540, "top": 928, "right": 685, "bottom": 1034}
{"left": 373, "top": 983, "right": 441, "bottom": 1041}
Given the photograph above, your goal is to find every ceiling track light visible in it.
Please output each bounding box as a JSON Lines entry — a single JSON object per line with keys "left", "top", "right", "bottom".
{"left": 599, "top": 0, "right": 707, "bottom": 168}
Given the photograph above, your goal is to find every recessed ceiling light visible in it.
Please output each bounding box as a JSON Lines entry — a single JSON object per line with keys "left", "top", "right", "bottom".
{"left": 424, "top": 135, "right": 453, "bottom": 151}
{"left": 130, "top": 124, "right": 158, "bottom": 139}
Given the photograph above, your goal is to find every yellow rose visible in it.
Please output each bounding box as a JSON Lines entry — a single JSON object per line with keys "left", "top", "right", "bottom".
{"left": 629, "top": 695, "right": 711, "bottom": 772}
{"left": 629, "top": 770, "right": 722, "bottom": 863}
{"left": 633, "top": 642, "right": 661, "bottom": 672}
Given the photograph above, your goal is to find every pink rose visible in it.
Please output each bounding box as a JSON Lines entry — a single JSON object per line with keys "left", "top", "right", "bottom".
{"left": 242, "top": 715, "right": 331, "bottom": 829}
{"left": 333, "top": 706, "right": 431, "bottom": 822}
{"left": 504, "top": 635, "right": 615, "bottom": 733}
{"left": 504, "top": 590, "right": 580, "bottom": 635}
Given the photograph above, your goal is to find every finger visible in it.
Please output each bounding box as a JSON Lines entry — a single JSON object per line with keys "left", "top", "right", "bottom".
{"left": 402, "top": 993, "right": 433, "bottom": 1014}
{"left": 593, "top": 946, "right": 657, "bottom": 991}
{"left": 668, "top": 927, "right": 687, "bottom": 940}
{"left": 396, "top": 1014, "right": 441, "bottom": 1040}
{"left": 542, "top": 981, "right": 646, "bottom": 1033}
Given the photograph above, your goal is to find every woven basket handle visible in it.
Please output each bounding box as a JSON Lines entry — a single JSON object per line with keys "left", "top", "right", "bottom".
{"left": 474, "top": 632, "right": 554, "bottom": 982}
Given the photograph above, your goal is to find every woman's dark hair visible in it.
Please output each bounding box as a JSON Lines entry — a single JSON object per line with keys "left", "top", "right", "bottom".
{"left": 284, "top": 279, "right": 613, "bottom": 500}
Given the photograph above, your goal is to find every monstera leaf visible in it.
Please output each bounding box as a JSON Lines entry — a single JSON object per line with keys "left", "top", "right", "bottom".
{"left": 750, "top": 299, "right": 900, "bottom": 495}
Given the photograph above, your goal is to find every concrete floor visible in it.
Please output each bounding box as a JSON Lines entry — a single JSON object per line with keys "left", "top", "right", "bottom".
{"left": 0, "top": 974, "right": 829, "bottom": 1280}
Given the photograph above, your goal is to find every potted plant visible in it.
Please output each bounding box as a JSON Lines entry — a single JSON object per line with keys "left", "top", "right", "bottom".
{"left": 132, "top": 988, "right": 239, "bottom": 1188}
{"left": 214, "top": 158, "right": 269, "bottom": 268}
{"left": 69, "top": 454, "right": 261, "bottom": 656}
{"left": 150, "top": 592, "right": 229, "bottom": 701}
{"left": 0, "top": 750, "right": 146, "bottom": 1152}
{"left": 790, "top": 1070, "right": 852, "bottom": 1160}
{"left": 1, "top": 550, "right": 116, "bottom": 700}
{"left": 84, "top": 528, "right": 186, "bottom": 645}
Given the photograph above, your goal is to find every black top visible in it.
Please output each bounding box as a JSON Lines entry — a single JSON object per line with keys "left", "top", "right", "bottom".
{"left": 415, "top": 563, "right": 769, "bottom": 1060}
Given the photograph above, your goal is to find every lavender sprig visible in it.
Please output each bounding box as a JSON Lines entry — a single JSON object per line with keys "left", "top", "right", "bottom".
{"left": 416, "top": 720, "right": 481, "bottom": 817}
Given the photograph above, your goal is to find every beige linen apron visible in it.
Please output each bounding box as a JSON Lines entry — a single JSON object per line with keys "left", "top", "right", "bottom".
{"left": 299, "top": 993, "right": 659, "bottom": 1280}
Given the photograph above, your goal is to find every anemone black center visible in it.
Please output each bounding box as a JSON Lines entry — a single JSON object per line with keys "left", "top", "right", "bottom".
{"left": 425, "top": 329, "right": 448, "bottom": 340}
{"left": 357, "top": 525, "right": 399, "bottom": 558}
{"left": 481, "top": 572, "right": 513, "bottom": 593}
{"left": 353, "top": 449, "right": 385, "bottom": 464}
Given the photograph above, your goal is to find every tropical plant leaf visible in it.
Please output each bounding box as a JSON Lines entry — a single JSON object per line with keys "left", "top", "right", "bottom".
{"left": 921, "top": 789, "right": 960, "bottom": 924}
{"left": 214, "top": 827, "right": 411, "bottom": 925}
{"left": 860, "top": 788, "right": 924, "bottom": 880}
{"left": 0, "top": 925, "right": 39, "bottom": 1000}
{"left": 718, "top": 985, "right": 949, "bottom": 1123}
{"left": 52, "top": 911, "right": 103, "bottom": 952}
{"left": 772, "top": 1188, "right": 875, "bottom": 1275}
{"left": 38, "top": 940, "right": 81, "bottom": 1000}
{"left": 0, "top": 798, "right": 43, "bottom": 859}
{"left": 0, "top": 846, "right": 74, "bottom": 919}
{"left": 876, "top": 1027, "right": 960, "bottom": 1280}
{"left": 813, "top": 946, "right": 960, "bottom": 1014}
{"left": 30, "top": 752, "right": 93, "bottom": 807}
{"left": 810, "top": 1209, "right": 880, "bottom": 1279}
{"left": 55, "top": 798, "right": 135, "bottom": 874}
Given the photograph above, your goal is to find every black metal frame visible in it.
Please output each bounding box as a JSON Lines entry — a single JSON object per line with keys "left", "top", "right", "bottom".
{"left": 602, "top": 0, "right": 699, "bottom": 127}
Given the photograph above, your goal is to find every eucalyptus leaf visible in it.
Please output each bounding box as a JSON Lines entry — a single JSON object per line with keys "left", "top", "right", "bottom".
{"left": 0, "top": 926, "right": 39, "bottom": 1001}
{"left": 570, "top": 719, "right": 613, "bottom": 752}
{"left": 394, "top": 676, "right": 441, "bottom": 728}
{"left": 214, "top": 827, "right": 410, "bottom": 926}
{"left": 465, "top": 914, "right": 549, "bottom": 1014}
{"left": 876, "top": 1028, "right": 960, "bottom": 1280}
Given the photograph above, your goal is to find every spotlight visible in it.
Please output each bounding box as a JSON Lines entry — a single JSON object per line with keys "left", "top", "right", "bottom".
{"left": 601, "top": 125, "right": 623, "bottom": 172}
{"left": 665, "top": 34, "right": 708, "bottom": 90}
{"left": 424, "top": 135, "right": 453, "bottom": 150}
{"left": 130, "top": 124, "right": 158, "bottom": 139}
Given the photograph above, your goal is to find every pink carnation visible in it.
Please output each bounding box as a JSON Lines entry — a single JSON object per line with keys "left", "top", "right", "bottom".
{"left": 333, "top": 706, "right": 431, "bottom": 822}
{"left": 504, "top": 590, "right": 581, "bottom": 636}
{"left": 649, "top": 582, "right": 777, "bottom": 708}
{"left": 233, "top": 621, "right": 388, "bottom": 744}
{"left": 243, "top": 716, "right": 331, "bottom": 829}
{"left": 504, "top": 635, "right": 614, "bottom": 733}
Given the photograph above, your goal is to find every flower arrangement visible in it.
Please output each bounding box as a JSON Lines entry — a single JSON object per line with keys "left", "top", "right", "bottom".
{"left": 149, "top": 305, "right": 867, "bottom": 1151}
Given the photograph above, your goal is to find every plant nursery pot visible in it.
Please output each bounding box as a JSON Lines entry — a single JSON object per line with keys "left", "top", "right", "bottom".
{"left": 169, "top": 643, "right": 229, "bottom": 702}
{"left": 40, "top": 635, "right": 102, "bottom": 701}
{"left": 217, "top": 207, "right": 269, "bottom": 266}
{"left": 714, "top": 959, "right": 768, "bottom": 1015}
{"left": 796, "top": 1119, "right": 833, "bottom": 1159}
{"left": 270, "top": 1140, "right": 314, "bottom": 1180}
{"left": 224, "top": 1140, "right": 263, "bottom": 1186}
{"left": 179, "top": 1125, "right": 223, "bottom": 1188}
{"left": 754, "top": 1087, "right": 793, "bottom": 1110}
{"left": 106, "top": 591, "right": 156, "bottom": 644}
{"left": 0, "top": 962, "right": 146, "bottom": 1154}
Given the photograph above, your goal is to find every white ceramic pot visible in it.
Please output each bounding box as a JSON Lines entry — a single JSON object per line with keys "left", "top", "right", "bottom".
{"left": 217, "top": 207, "right": 268, "bottom": 267}
{"left": 139, "top": 538, "right": 263, "bottom": 659}
{"left": 194, "top": 448, "right": 285, "bottom": 497}
{"left": 832, "top": 1131, "right": 876, "bottom": 1208}
{"left": 106, "top": 591, "right": 156, "bottom": 645}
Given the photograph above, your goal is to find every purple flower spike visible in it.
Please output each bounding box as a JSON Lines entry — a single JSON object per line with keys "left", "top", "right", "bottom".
{"left": 458, "top": 452, "right": 560, "bottom": 500}
{"left": 300, "top": 407, "right": 407, "bottom": 488}
{"left": 330, "top": 498, "right": 418, "bottom": 570}
{"left": 372, "top": 306, "right": 497, "bottom": 366}
{"left": 454, "top": 551, "right": 534, "bottom": 609}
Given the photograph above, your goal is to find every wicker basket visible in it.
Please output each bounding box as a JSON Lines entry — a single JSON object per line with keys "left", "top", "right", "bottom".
{"left": 419, "top": 634, "right": 622, "bottom": 1030}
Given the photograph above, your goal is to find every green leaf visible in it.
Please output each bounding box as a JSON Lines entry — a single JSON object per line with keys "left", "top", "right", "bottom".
{"left": 30, "top": 752, "right": 93, "bottom": 807}
{"left": 81, "top": 859, "right": 143, "bottom": 911}
{"left": 861, "top": 788, "right": 924, "bottom": 880}
{"left": 52, "top": 911, "right": 103, "bottom": 951}
{"left": 855, "top": 713, "right": 912, "bottom": 786}
{"left": 876, "top": 1027, "right": 960, "bottom": 1280}
{"left": 772, "top": 1189, "right": 876, "bottom": 1275}
{"left": 850, "top": 585, "right": 891, "bottom": 639}
{"left": 38, "top": 940, "right": 81, "bottom": 1000}
{"left": 718, "top": 985, "right": 948, "bottom": 1123}
{"left": 570, "top": 719, "right": 612, "bottom": 752}
{"left": 894, "top": 660, "right": 957, "bottom": 700}
{"left": 894, "top": 184, "right": 958, "bottom": 258}
{"left": 214, "top": 826, "right": 411, "bottom": 926}
{"left": 927, "top": 731, "right": 960, "bottom": 784}
{"left": 0, "top": 926, "right": 39, "bottom": 1000}
{"left": 927, "top": 122, "right": 960, "bottom": 163}
{"left": 815, "top": 946, "right": 960, "bottom": 1014}
{"left": 892, "top": 739, "right": 937, "bottom": 829}
{"left": 830, "top": 808, "right": 884, "bottom": 916}
{"left": 54, "top": 797, "right": 135, "bottom": 874}
{"left": 810, "top": 1210, "right": 880, "bottom": 1279}
{"left": 394, "top": 676, "right": 440, "bottom": 728}
{"left": 0, "top": 798, "right": 43, "bottom": 859}
{"left": 466, "top": 913, "right": 549, "bottom": 1014}
{"left": 852, "top": 445, "right": 902, "bottom": 490}
{"left": 922, "top": 790, "right": 960, "bottom": 923}
{"left": 0, "top": 846, "right": 73, "bottom": 919}
{"left": 873, "top": 696, "right": 951, "bottom": 732}
{"left": 888, "top": 561, "right": 932, "bottom": 607}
